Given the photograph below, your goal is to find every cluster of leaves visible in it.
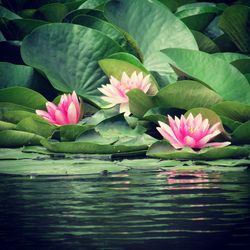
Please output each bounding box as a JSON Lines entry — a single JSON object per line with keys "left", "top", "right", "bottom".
{"left": 0, "top": 0, "right": 250, "bottom": 167}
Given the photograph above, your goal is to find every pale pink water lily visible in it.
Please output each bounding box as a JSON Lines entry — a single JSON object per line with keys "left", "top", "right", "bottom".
{"left": 98, "top": 71, "right": 151, "bottom": 115}
{"left": 157, "top": 113, "right": 231, "bottom": 149}
{"left": 36, "top": 91, "right": 82, "bottom": 125}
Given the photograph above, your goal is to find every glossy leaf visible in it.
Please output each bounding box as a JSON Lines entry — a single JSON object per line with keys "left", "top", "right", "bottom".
{"left": 162, "top": 48, "right": 250, "bottom": 104}
{"left": 0, "top": 120, "right": 16, "bottom": 131}
{"left": 104, "top": 0, "right": 198, "bottom": 85}
{"left": 219, "top": 5, "right": 250, "bottom": 52}
{"left": 16, "top": 116, "right": 56, "bottom": 138}
{"left": 127, "top": 89, "right": 155, "bottom": 118}
{"left": 211, "top": 101, "right": 250, "bottom": 123}
{"left": 0, "top": 130, "right": 43, "bottom": 147}
{"left": 191, "top": 30, "right": 220, "bottom": 53}
{"left": 21, "top": 23, "right": 123, "bottom": 106}
{"left": 232, "top": 121, "right": 250, "bottom": 144}
{"left": 154, "top": 80, "right": 223, "bottom": 110}
{"left": 175, "top": 4, "right": 219, "bottom": 31}
{"left": 147, "top": 141, "right": 249, "bottom": 160}
{"left": 0, "top": 87, "right": 47, "bottom": 109}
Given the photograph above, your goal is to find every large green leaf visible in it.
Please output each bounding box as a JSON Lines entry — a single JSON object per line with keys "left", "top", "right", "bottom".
{"left": 219, "top": 5, "right": 250, "bottom": 53}
{"left": 175, "top": 4, "right": 219, "bottom": 31}
{"left": 0, "top": 62, "right": 53, "bottom": 96}
{"left": 104, "top": 0, "right": 198, "bottom": 85}
{"left": 162, "top": 48, "right": 250, "bottom": 104}
{"left": 0, "top": 87, "right": 47, "bottom": 109}
{"left": 78, "top": 0, "right": 108, "bottom": 9}
{"left": 212, "top": 52, "right": 249, "bottom": 62}
{"left": 0, "top": 19, "right": 47, "bottom": 40}
{"left": 72, "top": 14, "right": 128, "bottom": 48}
{"left": 0, "top": 130, "right": 43, "bottom": 147}
{"left": 16, "top": 116, "right": 56, "bottom": 138}
{"left": 127, "top": 89, "right": 155, "bottom": 118}
{"left": 154, "top": 80, "right": 223, "bottom": 110}
{"left": 147, "top": 141, "right": 249, "bottom": 160}
{"left": 232, "top": 121, "right": 250, "bottom": 144}
{"left": 41, "top": 138, "right": 149, "bottom": 154}
{"left": 0, "top": 120, "right": 16, "bottom": 131}
{"left": 35, "top": 3, "right": 68, "bottom": 22}
{"left": 0, "top": 110, "right": 36, "bottom": 124}
{"left": 191, "top": 30, "right": 220, "bottom": 53}
{"left": 21, "top": 23, "right": 123, "bottom": 105}
{"left": 0, "top": 6, "right": 21, "bottom": 19}
{"left": 211, "top": 101, "right": 250, "bottom": 123}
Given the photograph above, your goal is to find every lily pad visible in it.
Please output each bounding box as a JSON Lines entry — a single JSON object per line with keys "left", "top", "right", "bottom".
{"left": 21, "top": 23, "right": 123, "bottom": 106}
{"left": 0, "top": 87, "right": 47, "bottom": 110}
{"left": 154, "top": 80, "right": 223, "bottom": 110}
{"left": 219, "top": 5, "right": 250, "bottom": 53}
{"left": 0, "top": 130, "right": 44, "bottom": 147}
{"left": 232, "top": 121, "right": 250, "bottom": 144}
{"left": 0, "top": 120, "right": 16, "bottom": 131}
{"left": 162, "top": 48, "right": 250, "bottom": 104}
{"left": 147, "top": 141, "right": 249, "bottom": 160}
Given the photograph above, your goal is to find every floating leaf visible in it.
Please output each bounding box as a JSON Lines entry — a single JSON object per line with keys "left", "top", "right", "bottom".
{"left": 162, "top": 48, "right": 250, "bottom": 104}
{"left": 1, "top": 110, "right": 36, "bottom": 124}
{"left": 147, "top": 141, "right": 249, "bottom": 160}
{"left": 16, "top": 116, "right": 56, "bottom": 138}
{"left": 0, "top": 159, "right": 129, "bottom": 176}
{"left": 0, "top": 130, "right": 43, "bottom": 147}
{"left": 212, "top": 52, "right": 249, "bottom": 62}
{"left": 0, "top": 120, "right": 16, "bottom": 131}
{"left": 0, "top": 6, "right": 21, "bottom": 19}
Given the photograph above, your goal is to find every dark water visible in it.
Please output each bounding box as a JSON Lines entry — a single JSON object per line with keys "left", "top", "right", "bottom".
{"left": 0, "top": 169, "right": 250, "bottom": 250}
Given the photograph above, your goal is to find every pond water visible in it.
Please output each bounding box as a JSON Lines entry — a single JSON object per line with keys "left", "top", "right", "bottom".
{"left": 0, "top": 168, "right": 250, "bottom": 250}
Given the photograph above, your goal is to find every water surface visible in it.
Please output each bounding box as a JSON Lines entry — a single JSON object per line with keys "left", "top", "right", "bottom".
{"left": 0, "top": 168, "right": 250, "bottom": 250}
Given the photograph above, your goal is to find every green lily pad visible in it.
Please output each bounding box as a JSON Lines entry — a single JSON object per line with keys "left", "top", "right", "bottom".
{"left": 21, "top": 23, "right": 123, "bottom": 106}
{"left": 154, "top": 80, "right": 223, "bottom": 110}
{"left": 127, "top": 89, "right": 155, "bottom": 118}
{"left": 212, "top": 52, "right": 249, "bottom": 63}
{"left": 191, "top": 30, "right": 220, "bottom": 53}
{"left": 1, "top": 110, "right": 37, "bottom": 124}
{"left": 0, "top": 18, "right": 47, "bottom": 40}
{"left": 219, "top": 5, "right": 250, "bottom": 53}
{"left": 0, "top": 6, "right": 21, "bottom": 19}
{"left": 0, "top": 87, "right": 47, "bottom": 110}
{"left": 16, "top": 116, "right": 56, "bottom": 138}
{"left": 147, "top": 141, "right": 249, "bottom": 160}
{"left": 211, "top": 101, "right": 250, "bottom": 123}
{"left": 0, "top": 120, "right": 16, "bottom": 131}
{"left": 104, "top": 0, "right": 198, "bottom": 85}
{"left": 162, "top": 48, "right": 250, "bottom": 104}
{"left": 0, "top": 130, "right": 44, "bottom": 147}
{"left": 0, "top": 159, "right": 129, "bottom": 176}
{"left": 232, "top": 121, "right": 250, "bottom": 144}
{"left": 78, "top": 0, "right": 108, "bottom": 9}
{"left": 175, "top": 4, "right": 219, "bottom": 31}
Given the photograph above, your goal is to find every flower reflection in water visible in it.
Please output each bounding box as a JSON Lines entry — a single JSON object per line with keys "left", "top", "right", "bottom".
{"left": 110, "top": 173, "right": 130, "bottom": 190}
{"left": 158, "top": 170, "right": 220, "bottom": 190}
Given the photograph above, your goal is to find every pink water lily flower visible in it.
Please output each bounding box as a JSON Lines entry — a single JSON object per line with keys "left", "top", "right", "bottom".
{"left": 98, "top": 71, "right": 151, "bottom": 115}
{"left": 157, "top": 113, "right": 231, "bottom": 149}
{"left": 36, "top": 91, "right": 82, "bottom": 125}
